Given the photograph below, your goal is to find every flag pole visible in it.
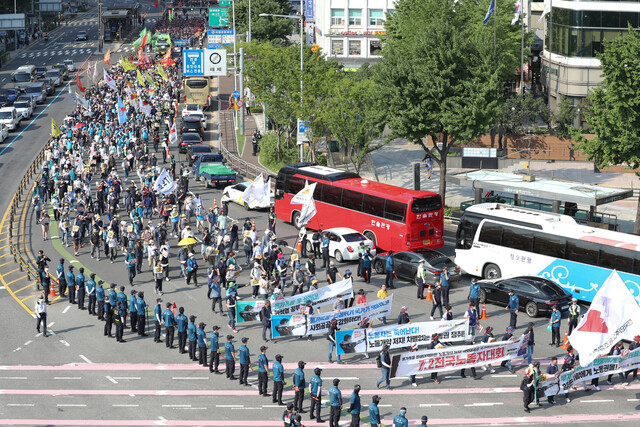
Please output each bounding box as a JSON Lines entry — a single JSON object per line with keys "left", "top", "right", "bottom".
{"left": 520, "top": 3, "right": 524, "bottom": 92}
{"left": 547, "top": 0, "right": 553, "bottom": 109}
{"left": 493, "top": 0, "right": 497, "bottom": 50}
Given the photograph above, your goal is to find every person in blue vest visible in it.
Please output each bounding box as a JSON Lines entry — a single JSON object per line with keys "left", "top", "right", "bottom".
{"left": 186, "top": 253, "right": 199, "bottom": 286}
{"left": 321, "top": 232, "right": 330, "bottom": 268}
{"left": 293, "top": 360, "right": 306, "bottom": 413}
{"left": 224, "top": 334, "right": 237, "bottom": 380}
{"left": 393, "top": 407, "right": 409, "bottom": 427}
{"left": 369, "top": 395, "right": 381, "bottom": 427}
{"left": 258, "top": 345, "right": 269, "bottom": 396}
{"left": 175, "top": 307, "right": 188, "bottom": 354}
{"left": 362, "top": 249, "right": 373, "bottom": 283}
{"left": 86, "top": 273, "right": 97, "bottom": 315}
{"left": 163, "top": 302, "right": 176, "bottom": 349}
{"left": 136, "top": 291, "right": 147, "bottom": 336}
{"left": 197, "top": 322, "right": 208, "bottom": 366}
{"left": 76, "top": 267, "right": 86, "bottom": 310}
{"left": 56, "top": 258, "right": 67, "bottom": 298}
{"left": 128, "top": 289, "right": 138, "bottom": 332}
{"left": 114, "top": 301, "right": 126, "bottom": 342}
{"left": 238, "top": 337, "right": 251, "bottom": 385}
{"left": 188, "top": 315, "right": 198, "bottom": 360}
{"left": 126, "top": 249, "right": 137, "bottom": 286}
{"left": 440, "top": 268, "right": 451, "bottom": 307}
{"left": 116, "top": 286, "right": 128, "bottom": 328}
{"left": 272, "top": 353, "right": 284, "bottom": 405}
{"left": 154, "top": 298, "right": 163, "bottom": 343}
{"left": 549, "top": 305, "right": 562, "bottom": 347}
{"left": 464, "top": 303, "right": 478, "bottom": 340}
{"left": 385, "top": 251, "right": 395, "bottom": 289}
{"left": 108, "top": 283, "right": 118, "bottom": 307}
{"left": 349, "top": 384, "right": 361, "bottom": 427}
{"left": 282, "top": 403, "right": 294, "bottom": 427}
{"left": 309, "top": 367, "right": 323, "bottom": 422}
{"left": 208, "top": 325, "right": 222, "bottom": 373}
{"left": 96, "top": 281, "right": 106, "bottom": 320}
{"left": 469, "top": 277, "right": 480, "bottom": 310}
{"left": 506, "top": 290, "right": 519, "bottom": 329}
{"left": 66, "top": 265, "right": 76, "bottom": 304}
{"left": 328, "top": 378, "right": 342, "bottom": 427}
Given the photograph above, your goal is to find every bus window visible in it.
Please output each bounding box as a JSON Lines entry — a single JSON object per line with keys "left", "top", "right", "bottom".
{"left": 384, "top": 200, "right": 406, "bottom": 223}
{"left": 533, "top": 233, "right": 566, "bottom": 259}
{"left": 363, "top": 194, "right": 385, "bottom": 217}
{"left": 322, "top": 185, "right": 342, "bottom": 205}
{"left": 411, "top": 196, "right": 442, "bottom": 213}
{"left": 600, "top": 247, "right": 634, "bottom": 274}
{"left": 566, "top": 240, "right": 599, "bottom": 265}
{"left": 478, "top": 222, "right": 502, "bottom": 245}
{"left": 289, "top": 176, "right": 305, "bottom": 195}
{"left": 502, "top": 225, "right": 533, "bottom": 252}
{"left": 342, "top": 189, "right": 363, "bottom": 212}
{"left": 186, "top": 79, "right": 208, "bottom": 89}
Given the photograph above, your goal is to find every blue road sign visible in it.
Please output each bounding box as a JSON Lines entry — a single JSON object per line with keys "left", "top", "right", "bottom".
{"left": 182, "top": 50, "right": 205, "bottom": 77}
{"left": 232, "top": 90, "right": 240, "bottom": 98}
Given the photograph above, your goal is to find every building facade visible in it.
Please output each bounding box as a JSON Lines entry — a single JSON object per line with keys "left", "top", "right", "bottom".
{"left": 312, "top": 0, "right": 396, "bottom": 68}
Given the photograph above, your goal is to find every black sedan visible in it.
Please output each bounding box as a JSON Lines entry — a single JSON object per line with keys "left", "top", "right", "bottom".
{"left": 478, "top": 276, "right": 572, "bottom": 318}
{"left": 187, "top": 144, "right": 213, "bottom": 165}
{"left": 373, "top": 250, "right": 461, "bottom": 286}
{"left": 181, "top": 116, "right": 204, "bottom": 139}
{"left": 179, "top": 132, "right": 202, "bottom": 153}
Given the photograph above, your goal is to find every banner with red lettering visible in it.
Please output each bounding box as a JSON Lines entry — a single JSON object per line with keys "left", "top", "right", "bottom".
{"left": 390, "top": 334, "right": 527, "bottom": 378}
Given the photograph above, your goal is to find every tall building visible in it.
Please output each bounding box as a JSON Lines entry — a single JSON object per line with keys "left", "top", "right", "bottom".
{"left": 311, "top": 0, "right": 396, "bottom": 69}
{"left": 540, "top": 0, "right": 640, "bottom": 115}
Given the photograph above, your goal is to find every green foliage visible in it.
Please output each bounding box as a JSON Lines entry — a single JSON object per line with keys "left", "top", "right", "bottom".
{"left": 258, "top": 132, "right": 299, "bottom": 172}
{"left": 577, "top": 25, "right": 640, "bottom": 169}
{"left": 234, "top": 0, "right": 294, "bottom": 44}
{"left": 552, "top": 98, "right": 577, "bottom": 140}
{"left": 496, "top": 93, "right": 550, "bottom": 134}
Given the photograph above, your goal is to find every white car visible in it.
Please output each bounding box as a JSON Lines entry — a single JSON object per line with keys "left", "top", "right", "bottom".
{"left": 0, "top": 123, "right": 8, "bottom": 142}
{"left": 181, "top": 103, "right": 203, "bottom": 118}
{"left": 308, "top": 227, "right": 376, "bottom": 263}
{"left": 221, "top": 181, "right": 274, "bottom": 210}
{"left": 13, "top": 98, "right": 34, "bottom": 119}
{"left": 63, "top": 59, "right": 75, "bottom": 72}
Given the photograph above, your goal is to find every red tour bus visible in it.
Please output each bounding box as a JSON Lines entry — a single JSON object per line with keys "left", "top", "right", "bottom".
{"left": 274, "top": 163, "right": 444, "bottom": 251}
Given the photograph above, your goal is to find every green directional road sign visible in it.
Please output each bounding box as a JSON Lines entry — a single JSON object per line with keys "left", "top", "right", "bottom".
{"left": 220, "top": 0, "right": 233, "bottom": 6}
{"left": 209, "top": 7, "right": 230, "bottom": 27}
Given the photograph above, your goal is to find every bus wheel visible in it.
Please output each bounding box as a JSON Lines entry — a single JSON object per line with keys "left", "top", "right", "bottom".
{"left": 374, "top": 260, "right": 385, "bottom": 275}
{"left": 525, "top": 302, "right": 539, "bottom": 318}
{"left": 335, "top": 250, "right": 344, "bottom": 263}
{"left": 291, "top": 211, "right": 301, "bottom": 229}
{"left": 483, "top": 263, "right": 501, "bottom": 279}
{"left": 363, "top": 231, "right": 377, "bottom": 247}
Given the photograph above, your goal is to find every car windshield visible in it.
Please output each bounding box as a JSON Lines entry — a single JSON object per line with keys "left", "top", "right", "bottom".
{"left": 429, "top": 256, "right": 456, "bottom": 269}
{"left": 26, "top": 86, "right": 42, "bottom": 93}
{"left": 36, "top": 67, "right": 47, "bottom": 73}
{"left": 416, "top": 250, "right": 444, "bottom": 261}
{"left": 64, "top": 60, "right": 73, "bottom": 65}
{"left": 342, "top": 233, "right": 367, "bottom": 243}
{"left": 185, "top": 105, "right": 198, "bottom": 111}
{"left": 185, "top": 117, "right": 200, "bottom": 123}
{"left": 183, "top": 134, "right": 201, "bottom": 142}
{"left": 13, "top": 73, "right": 31, "bottom": 82}
{"left": 46, "top": 71, "right": 59, "bottom": 78}
{"left": 5, "top": 90, "right": 17, "bottom": 96}
{"left": 540, "top": 283, "right": 566, "bottom": 297}
{"left": 201, "top": 154, "right": 223, "bottom": 163}
{"left": 0, "top": 111, "right": 13, "bottom": 119}
{"left": 14, "top": 102, "right": 28, "bottom": 108}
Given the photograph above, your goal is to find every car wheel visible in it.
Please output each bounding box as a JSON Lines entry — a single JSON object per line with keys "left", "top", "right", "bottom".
{"left": 525, "top": 301, "right": 539, "bottom": 318}
{"left": 483, "top": 263, "right": 501, "bottom": 279}
{"left": 291, "top": 211, "right": 301, "bottom": 229}
{"left": 479, "top": 289, "right": 487, "bottom": 304}
{"left": 335, "top": 250, "right": 344, "bottom": 263}
{"left": 305, "top": 241, "right": 313, "bottom": 254}
{"left": 243, "top": 201, "right": 250, "bottom": 211}
{"left": 363, "top": 231, "right": 377, "bottom": 247}
{"left": 374, "top": 259, "right": 384, "bottom": 275}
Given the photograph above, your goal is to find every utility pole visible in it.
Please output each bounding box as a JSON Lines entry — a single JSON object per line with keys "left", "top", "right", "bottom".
{"left": 239, "top": 47, "right": 244, "bottom": 135}
{"left": 547, "top": 0, "right": 553, "bottom": 110}
{"left": 98, "top": 0, "right": 103, "bottom": 53}
{"left": 299, "top": 0, "right": 304, "bottom": 162}
{"left": 520, "top": 6, "right": 524, "bottom": 92}
{"left": 232, "top": 0, "right": 238, "bottom": 130}
{"left": 247, "top": 0, "right": 251, "bottom": 43}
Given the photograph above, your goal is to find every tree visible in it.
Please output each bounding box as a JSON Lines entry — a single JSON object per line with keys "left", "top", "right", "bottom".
{"left": 234, "top": 0, "right": 294, "bottom": 44}
{"left": 575, "top": 26, "right": 640, "bottom": 233}
{"left": 375, "top": 0, "right": 522, "bottom": 204}
{"left": 552, "top": 97, "right": 577, "bottom": 140}
{"left": 321, "top": 76, "right": 384, "bottom": 174}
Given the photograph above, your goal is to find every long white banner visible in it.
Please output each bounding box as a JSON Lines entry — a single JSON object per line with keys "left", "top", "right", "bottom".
{"left": 335, "top": 319, "right": 469, "bottom": 355}
{"left": 391, "top": 335, "right": 527, "bottom": 378}
{"left": 272, "top": 278, "right": 354, "bottom": 315}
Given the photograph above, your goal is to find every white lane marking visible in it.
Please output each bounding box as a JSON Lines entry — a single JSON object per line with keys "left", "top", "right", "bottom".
{"left": 378, "top": 404, "right": 393, "bottom": 407}
{"left": 0, "top": 286, "right": 6, "bottom": 289}
{"left": 216, "top": 404, "right": 243, "bottom": 407}
{"left": 627, "top": 399, "right": 640, "bottom": 402}
{"left": 262, "top": 405, "right": 281, "bottom": 408}
{"left": 106, "top": 376, "right": 118, "bottom": 384}
{"left": 13, "top": 347, "right": 22, "bottom": 352}
{"left": 57, "top": 404, "right": 87, "bottom": 407}
{"left": 420, "top": 403, "right": 450, "bottom": 407}
{"left": 23, "top": 340, "right": 32, "bottom": 346}
{"left": 581, "top": 400, "right": 614, "bottom": 403}
{"left": 113, "top": 377, "right": 141, "bottom": 380}
{"left": 335, "top": 377, "right": 359, "bottom": 380}
{"left": 0, "top": 376, "right": 27, "bottom": 380}
{"left": 63, "top": 305, "right": 71, "bottom": 314}
{"left": 162, "top": 404, "right": 191, "bottom": 408}
{"left": 54, "top": 377, "right": 82, "bottom": 380}
{"left": 464, "top": 402, "right": 503, "bottom": 407}
{"left": 444, "top": 375, "right": 462, "bottom": 379}
{"left": 113, "top": 404, "right": 139, "bottom": 407}
{"left": 171, "top": 377, "right": 208, "bottom": 380}
{"left": 59, "top": 340, "right": 70, "bottom": 347}
{"left": 47, "top": 322, "right": 55, "bottom": 328}
{"left": 492, "top": 374, "right": 517, "bottom": 378}
{"left": 7, "top": 403, "right": 34, "bottom": 406}
{"left": 79, "top": 354, "right": 93, "bottom": 363}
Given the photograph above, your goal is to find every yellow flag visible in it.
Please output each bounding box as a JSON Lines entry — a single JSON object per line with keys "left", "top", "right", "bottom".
{"left": 136, "top": 69, "right": 145, "bottom": 86}
{"left": 157, "top": 64, "right": 167, "bottom": 81}
{"left": 145, "top": 72, "right": 157, "bottom": 88}
{"left": 51, "top": 118, "right": 61, "bottom": 137}
{"left": 121, "top": 57, "right": 137, "bottom": 72}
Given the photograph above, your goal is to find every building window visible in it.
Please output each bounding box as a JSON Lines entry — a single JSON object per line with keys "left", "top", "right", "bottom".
{"left": 331, "top": 9, "right": 344, "bottom": 26}
{"left": 369, "top": 9, "right": 384, "bottom": 26}
{"left": 349, "top": 40, "right": 361, "bottom": 56}
{"left": 332, "top": 40, "right": 344, "bottom": 56}
{"left": 349, "top": 9, "right": 362, "bottom": 26}
{"left": 370, "top": 40, "right": 382, "bottom": 56}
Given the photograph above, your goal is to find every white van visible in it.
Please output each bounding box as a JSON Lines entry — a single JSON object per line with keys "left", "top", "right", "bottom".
{"left": 11, "top": 65, "right": 37, "bottom": 91}
{"left": 0, "top": 107, "right": 21, "bottom": 131}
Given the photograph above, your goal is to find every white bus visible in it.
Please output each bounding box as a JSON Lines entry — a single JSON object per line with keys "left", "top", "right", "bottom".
{"left": 454, "top": 203, "right": 640, "bottom": 304}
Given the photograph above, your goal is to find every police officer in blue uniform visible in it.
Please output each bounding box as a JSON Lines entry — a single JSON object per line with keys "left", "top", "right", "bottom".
{"left": 86, "top": 273, "right": 97, "bottom": 315}
{"left": 239, "top": 337, "right": 251, "bottom": 385}
{"left": 108, "top": 283, "right": 118, "bottom": 308}
{"left": 128, "top": 290, "right": 138, "bottom": 332}
{"left": 66, "top": 265, "right": 76, "bottom": 304}
{"left": 328, "top": 378, "right": 342, "bottom": 427}
{"left": 76, "top": 267, "right": 86, "bottom": 309}
{"left": 272, "top": 354, "right": 285, "bottom": 405}
{"left": 309, "top": 367, "right": 323, "bottom": 422}
{"left": 197, "top": 322, "right": 208, "bottom": 366}
{"left": 136, "top": 291, "right": 147, "bottom": 336}
{"left": 506, "top": 290, "right": 519, "bottom": 329}
{"left": 96, "top": 281, "right": 106, "bottom": 320}
{"left": 175, "top": 307, "right": 188, "bottom": 354}
{"left": 188, "top": 315, "right": 198, "bottom": 360}
{"left": 393, "top": 407, "right": 409, "bottom": 427}
{"left": 369, "top": 395, "right": 381, "bottom": 427}
{"left": 209, "top": 325, "right": 222, "bottom": 372}
{"left": 225, "top": 334, "right": 237, "bottom": 380}
{"left": 293, "top": 360, "right": 306, "bottom": 413}
{"left": 258, "top": 345, "right": 270, "bottom": 396}
{"left": 114, "top": 301, "right": 125, "bottom": 342}
{"left": 349, "top": 384, "right": 361, "bottom": 427}
{"left": 163, "top": 302, "right": 176, "bottom": 348}
{"left": 154, "top": 298, "right": 163, "bottom": 343}
{"left": 117, "top": 286, "right": 128, "bottom": 328}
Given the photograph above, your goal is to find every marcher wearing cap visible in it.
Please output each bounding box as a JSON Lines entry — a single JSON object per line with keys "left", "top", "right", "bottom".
{"left": 309, "top": 367, "right": 324, "bottom": 422}
{"left": 136, "top": 291, "right": 147, "bottom": 337}
{"left": 153, "top": 298, "right": 163, "bottom": 344}
{"left": 506, "top": 289, "right": 519, "bottom": 329}
{"left": 238, "top": 337, "right": 251, "bottom": 386}
{"left": 187, "top": 315, "right": 198, "bottom": 361}
{"left": 162, "top": 302, "right": 176, "bottom": 349}
{"left": 500, "top": 326, "right": 516, "bottom": 373}
{"left": 258, "top": 345, "right": 270, "bottom": 396}
{"left": 225, "top": 334, "right": 237, "bottom": 380}
{"left": 293, "top": 360, "right": 306, "bottom": 412}
{"left": 393, "top": 407, "right": 409, "bottom": 427}
{"left": 469, "top": 277, "right": 480, "bottom": 309}
{"left": 397, "top": 306, "right": 410, "bottom": 325}
{"left": 175, "top": 307, "right": 188, "bottom": 354}
{"left": 272, "top": 354, "right": 285, "bottom": 405}
{"left": 369, "top": 395, "right": 381, "bottom": 427}
{"left": 209, "top": 325, "right": 222, "bottom": 374}
{"left": 428, "top": 334, "right": 441, "bottom": 384}
{"left": 416, "top": 259, "right": 427, "bottom": 300}
{"left": 328, "top": 378, "right": 343, "bottom": 427}
{"left": 549, "top": 305, "right": 562, "bottom": 347}
{"left": 327, "top": 317, "right": 341, "bottom": 363}
{"left": 349, "top": 384, "right": 362, "bottom": 426}
{"left": 625, "top": 336, "right": 640, "bottom": 383}
{"left": 197, "top": 321, "right": 208, "bottom": 366}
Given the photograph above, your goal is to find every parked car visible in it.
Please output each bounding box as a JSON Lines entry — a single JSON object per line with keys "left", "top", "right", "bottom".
{"left": 181, "top": 103, "right": 203, "bottom": 118}
{"left": 13, "top": 97, "right": 35, "bottom": 119}
{"left": 181, "top": 115, "right": 204, "bottom": 138}
{"left": 307, "top": 227, "right": 376, "bottom": 263}
{"left": 179, "top": 132, "right": 202, "bottom": 153}
{"left": 45, "top": 68, "right": 63, "bottom": 87}
{"left": 25, "top": 82, "right": 47, "bottom": 104}
{"left": 52, "top": 63, "right": 69, "bottom": 80}
{"left": 186, "top": 144, "right": 212, "bottom": 166}
{"left": 222, "top": 181, "right": 274, "bottom": 210}
{"left": 477, "top": 276, "right": 572, "bottom": 318}
{"left": 76, "top": 31, "right": 88, "bottom": 41}
{"left": 63, "top": 59, "right": 75, "bottom": 72}
{"left": 373, "top": 250, "right": 462, "bottom": 286}
{"left": 0, "top": 123, "right": 8, "bottom": 142}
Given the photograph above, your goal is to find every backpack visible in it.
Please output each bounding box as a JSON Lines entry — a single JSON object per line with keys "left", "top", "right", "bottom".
{"left": 376, "top": 354, "right": 382, "bottom": 368}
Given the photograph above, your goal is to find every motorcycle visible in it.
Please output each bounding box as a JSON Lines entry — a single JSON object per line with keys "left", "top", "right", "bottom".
{"left": 44, "top": 33, "right": 49, "bottom": 41}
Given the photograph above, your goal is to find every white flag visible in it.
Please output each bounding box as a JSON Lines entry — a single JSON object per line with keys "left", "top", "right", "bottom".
{"left": 291, "top": 181, "right": 316, "bottom": 205}
{"left": 263, "top": 177, "right": 272, "bottom": 204}
{"left": 141, "top": 100, "right": 152, "bottom": 116}
{"left": 168, "top": 120, "right": 178, "bottom": 145}
{"left": 103, "top": 69, "right": 117, "bottom": 91}
{"left": 153, "top": 169, "right": 177, "bottom": 195}
{"left": 568, "top": 271, "right": 640, "bottom": 365}
{"left": 298, "top": 197, "right": 317, "bottom": 226}
{"left": 93, "top": 61, "right": 99, "bottom": 81}
{"left": 538, "top": 0, "right": 551, "bottom": 23}
{"left": 511, "top": 0, "right": 522, "bottom": 25}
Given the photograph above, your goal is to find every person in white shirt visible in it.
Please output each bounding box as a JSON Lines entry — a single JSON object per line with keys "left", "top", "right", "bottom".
{"left": 35, "top": 295, "right": 48, "bottom": 337}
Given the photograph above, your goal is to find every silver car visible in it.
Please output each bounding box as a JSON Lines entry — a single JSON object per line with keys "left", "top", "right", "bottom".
{"left": 25, "top": 82, "right": 47, "bottom": 104}
{"left": 45, "top": 69, "right": 63, "bottom": 87}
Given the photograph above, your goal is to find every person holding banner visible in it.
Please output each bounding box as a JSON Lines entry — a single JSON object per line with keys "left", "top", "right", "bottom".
{"left": 261, "top": 300, "right": 272, "bottom": 342}
{"left": 376, "top": 345, "right": 392, "bottom": 389}
{"left": 428, "top": 334, "right": 441, "bottom": 384}
{"left": 464, "top": 303, "right": 479, "bottom": 339}
{"left": 327, "top": 318, "right": 342, "bottom": 363}
{"left": 625, "top": 336, "right": 640, "bottom": 383}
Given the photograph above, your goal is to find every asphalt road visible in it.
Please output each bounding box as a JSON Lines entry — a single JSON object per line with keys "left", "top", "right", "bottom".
{"left": 1, "top": 5, "right": 640, "bottom": 427}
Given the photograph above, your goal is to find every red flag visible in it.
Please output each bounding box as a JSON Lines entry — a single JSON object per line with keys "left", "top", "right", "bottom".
{"left": 159, "top": 57, "right": 176, "bottom": 67}
{"left": 137, "top": 46, "right": 145, "bottom": 62}
{"left": 153, "top": 0, "right": 158, "bottom": 8}
{"left": 76, "top": 74, "right": 85, "bottom": 93}
{"left": 140, "top": 31, "right": 149, "bottom": 49}
{"left": 104, "top": 48, "right": 111, "bottom": 66}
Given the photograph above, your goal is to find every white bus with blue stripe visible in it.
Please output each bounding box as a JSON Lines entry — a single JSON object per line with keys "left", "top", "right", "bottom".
{"left": 454, "top": 203, "right": 640, "bottom": 304}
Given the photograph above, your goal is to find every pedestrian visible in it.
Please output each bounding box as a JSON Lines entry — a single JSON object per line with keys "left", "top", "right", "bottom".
{"left": 163, "top": 302, "right": 176, "bottom": 348}
{"left": 76, "top": 267, "right": 86, "bottom": 310}
{"left": 186, "top": 252, "right": 199, "bottom": 286}
{"left": 545, "top": 357, "right": 558, "bottom": 404}
{"left": 321, "top": 232, "right": 330, "bottom": 268}
{"left": 328, "top": 378, "right": 342, "bottom": 427}
{"left": 225, "top": 334, "right": 237, "bottom": 380}
{"left": 56, "top": 258, "right": 67, "bottom": 298}
{"left": 104, "top": 300, "right": 114, "bottom": 338}
{"left": 154, "top": 298, "right": 163, "bottom": 343}
{"left": 562, "top": 347, "right": 576, "bottom": 402}
{"left": 481, "top": 327, "right": 496, "bottom": 373}
{"left": 66, "top": 265, "right": 76, "bottom": 304}
{"left": 377, "top": 284, "right": 389, "bottom": 324}
{"left": 282, "top": 403, "right": 295, "bottom": 427}
{"left": 293, "top": 360, "right": 306, "bottom": 412}
{"left": 440, "top": 268, "right": 450, "bottom": 307}
{"left": 349, "top": 384, "right": 361, "bottom": 427}
{"left": 258, "top": 345, "right": 270, "bottom": 396}
{"left": 128, "top": 290, "right": 137, "bottom": 331}
{"left": 261, "top": 300, "right": 272, "bottom": 342}
{"left": 625, "top": 336, "right": 640, "bottom": 384}
{"left": 197, "top": 322, "right": 208, "bottom": 367}
{"left": 239, "top": 337, "right": 251, "bottom": 385}
{"left": 376, "top": 345, "right": 391, "bottom": 389}
{"left": 430, "top": 283, "right": 443, "bottom": 320}
{"left": 607, "top": 342, "right": 626, "bottom": 385}
{"left": 115, "top": 301, "right": 125, "bottom": 342}
{"left": 385, "top": 251, "right": 395, "bottom": 289}
{"left": 468, "top": 277, "right": 480, "bottom": 309}
{"left": 326, "top": 261, "right": 342, "bottom": 284}
{"left": 154, "top": 260, "right": 164, "bottom": 295}
{"left": 567, "top": 298, "right": 580, "bottom": 334}
{"left": 522, "top": 365, "right": 535, "bottom": 413}
{"left": 273, "top": 353, "right": 285, "bottom": 405}
{"left": 327, "top": 318, "right": 341, "bottom": 363}
{"left": 96, "top": 281, "right": 106, "bottom": 321}
{"left": 393, "top": 407, "right": 409, "bottom": 427}
{"left": 464, "top": 303, "right": 479, "bottom": 339}
{"left": 176, "top": 307, "right": 188, "bottom": 354}
{"left": 524, "top": 322, "right": 535, "bottom": 365}
{"left": 424, "top": 155, "right": 433, "bottom": 179}
{"left": 188, "top": 315, "right": 198, "bottom": 360}
{"left": 549, "top": 305, "right": 561, "bottom": 347}
{"left": 35, "top": 295, "right": 48, "bottom": 337}
{"left": 416, "top": 260, "right": 426, "bottom": 299}
{"left": 309, "top": 367, "right": 323, "bottom": 421}
{"left": 226, "top": 289, "right": 238, "bottom": 332}
{"left": 362, "top": 248, "right": 373, "bottom": 283}
{"left": 126, "top": 249, "right": 137, "bottom": 285}
{"left": 418, "top": 415, "right": 429, "bottom": 427}
{"left": 369, "top": 395, "right": 381, "bottom": 427}
{"left": 506, "top": 290, "right": 519, "bottom": 328}
{"left": 41, "top": 268, "right": 51, "bottom": 305}
{"left": 86, "top": 273, "right": 97, "bottom": 315}
{"left": 500, "top": 326, "right": 515, "bottom": 372}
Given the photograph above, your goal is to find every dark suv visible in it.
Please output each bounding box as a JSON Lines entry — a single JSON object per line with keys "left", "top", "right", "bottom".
{"left": 181, "top": 116, "right": 204, "bottom": 139}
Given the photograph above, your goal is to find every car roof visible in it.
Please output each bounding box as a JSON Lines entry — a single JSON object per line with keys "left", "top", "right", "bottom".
{"left": 324, "top": 227, "right": 361, "bottom": 235}
{"left": 190, "top": 145, "right": 211, "bottom": 151}
{"left": 182, "top": 133, "right": 201, "bottom": 139}
{"left": 184, "top": 116, "right": 201, "bottom": 122}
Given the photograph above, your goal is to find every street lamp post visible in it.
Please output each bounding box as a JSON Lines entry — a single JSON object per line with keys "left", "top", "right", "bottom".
{"left": 259, "top": 10, "right": 304, "bottom": 162}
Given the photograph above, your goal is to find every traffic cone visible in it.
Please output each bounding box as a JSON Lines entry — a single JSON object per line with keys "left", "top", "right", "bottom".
{"left": 212, "top": 198, "right": 217, "bottom": 211}
{"left": 425, "top": 284, "right": 433, "bottom": 301}
{"left": 172, "top": 302, "right": 176, "bottom": 316}
{"left": 252, "top": 219, "right": 256, "bottom": 230}
{"left": 296, "top": 237, "right": 302, "bottom": 253}
{"left": 561, "top": 331, "right": 569, "bottom": 349}
{"left": 479, "top": 303, "right": 489, "bottom": 320}
{"left": 49, "top": 284, "right": 57, "bottom": 298}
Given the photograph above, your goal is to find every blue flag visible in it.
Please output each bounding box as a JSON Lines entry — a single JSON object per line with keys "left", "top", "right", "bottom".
{"left": 117, "top": 96, "right": 128, "bottom": 125}
{"left": 484, "top": 0, "right": 495, "bottom": 25}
